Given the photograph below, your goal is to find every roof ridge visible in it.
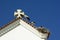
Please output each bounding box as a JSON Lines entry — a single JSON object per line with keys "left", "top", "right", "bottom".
{"left": 0, "top": 18, "right": 20, "bottom": 30}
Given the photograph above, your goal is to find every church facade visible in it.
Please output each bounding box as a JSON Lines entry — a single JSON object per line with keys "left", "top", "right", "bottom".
{"left": 0, "top": 9, "right": 50, "bottom": 40}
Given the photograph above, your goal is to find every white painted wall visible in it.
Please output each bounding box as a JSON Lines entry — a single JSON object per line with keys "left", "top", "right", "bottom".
{"left": 0, "top": 25, "right": 45, "bottom": 40}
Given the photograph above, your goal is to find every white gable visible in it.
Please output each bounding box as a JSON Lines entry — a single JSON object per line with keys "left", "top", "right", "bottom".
{"left": 0, "top": 9, "right": 50, "bottom": 40}
{"left": 0, "top": 23, "right": 45, "bottom": 40}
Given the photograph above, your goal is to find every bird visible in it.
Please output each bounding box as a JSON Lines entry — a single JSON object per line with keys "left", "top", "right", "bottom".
{"left": 24, "top": 15, "right": 30, "bottom": 20}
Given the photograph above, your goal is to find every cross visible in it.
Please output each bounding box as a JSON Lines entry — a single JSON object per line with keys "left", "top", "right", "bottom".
{"left": 14, "top": 9, "right": 25, "bottom": 18}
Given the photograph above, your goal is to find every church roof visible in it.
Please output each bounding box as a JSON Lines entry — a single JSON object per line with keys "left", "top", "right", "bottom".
{"left": 0, "top": 9, "right": 50, "bottom": 39}
{"left": 0, "top": 17, "right": 50, "bottom": 36}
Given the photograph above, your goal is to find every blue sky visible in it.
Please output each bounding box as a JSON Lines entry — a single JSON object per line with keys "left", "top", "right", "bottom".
{"left": 0, "top": 0, "right": 60, "bottom": 40}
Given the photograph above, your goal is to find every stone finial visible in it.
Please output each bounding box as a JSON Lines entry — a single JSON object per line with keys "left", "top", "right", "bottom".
{"left": 14, "top": 9, "right": 25, "bottom": 18}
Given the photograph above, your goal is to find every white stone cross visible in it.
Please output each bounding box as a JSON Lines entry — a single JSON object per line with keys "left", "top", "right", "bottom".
{"left": 14, "top": 9, "right": 25, "bottom": 18}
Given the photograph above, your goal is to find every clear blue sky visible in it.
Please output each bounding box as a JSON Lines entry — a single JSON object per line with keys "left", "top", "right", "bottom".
{"left": 0, "top": 0, "right": 60, "bottom": 40}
